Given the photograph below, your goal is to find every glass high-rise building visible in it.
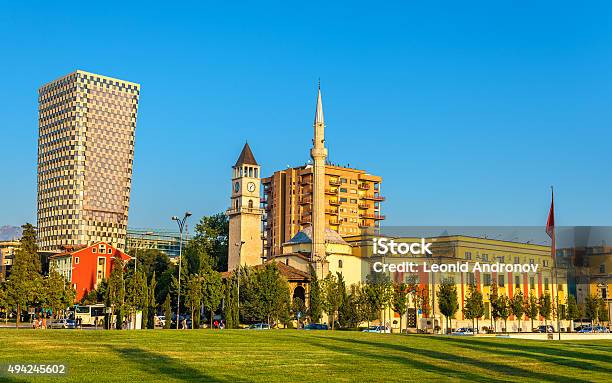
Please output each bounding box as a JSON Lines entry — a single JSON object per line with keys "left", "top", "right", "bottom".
{"left": 37, "top": 70, "right": 140, "bottom": 251}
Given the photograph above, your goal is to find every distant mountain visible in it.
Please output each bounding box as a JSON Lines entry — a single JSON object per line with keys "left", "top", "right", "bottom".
{"left": 0, "top": 226, "right": 22, "bottom": 241}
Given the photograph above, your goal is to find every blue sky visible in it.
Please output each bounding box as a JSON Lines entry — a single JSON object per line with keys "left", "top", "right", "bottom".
{"left": 1, "top": 1, "right": 611, "bottom": 230}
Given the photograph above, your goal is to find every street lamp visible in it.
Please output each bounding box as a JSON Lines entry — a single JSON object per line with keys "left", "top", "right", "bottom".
{"left": 172, "top": 212, "right": 192, "bottom": 330}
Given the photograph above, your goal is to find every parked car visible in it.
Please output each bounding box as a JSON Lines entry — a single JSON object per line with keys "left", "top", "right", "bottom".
{"left": 247, "top": 323, "right": 271, "bottom": 330}
{"left": 451, "top": 327, "right": 475, "bottom": 335}
{"left": 304, "top": 323, "right": 329, "bottom": 330}
{"left": 578, "top": 326, "right": 610, "bottom": 333}
{"left": 48, "top": 319, "right": 77, "bottom": 329}
{"left": 362, "top": 325, "right": 390, "bottom": 333}
{"left": 533, "top": 325, "right": 554, "bottom": 333}
{"left": 154, "top": 315, "right": 166, "bottom": 327}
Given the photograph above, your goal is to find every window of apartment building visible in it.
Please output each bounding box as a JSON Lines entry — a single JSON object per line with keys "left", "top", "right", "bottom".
{"left": 544, "top": 278, "right": 549, "bottom": 290}
{"left": 600, "top": 264, "right": 606, "bottom": 273}
{"left": 514, "top": 256, "right": 520, "bottom": 264}
{"left": 497, "top": 256, "right": 505, "bottom": 263}
{"left": 529, "top": 277, "right": 535, "bottom": 290}
{"left": 498, "top": 274, "right": 505, "bottom": 287}
{"left": 543, "top": 260, "right": 549, "bottom": 267}
{"left": 108, "top": 248, "right": 112, "bottom": 254}
{"left": 350, "top": 180, "right": 357, "bottom": 185}
{"left": 481, "top": 254, "right": 489, "bottom": 261}
{"left": 74, "top": 257, "right": 79, "bottom": 264}
{"left": 350, "top": 199, "right": 357, "bottom": 204}
{"left": 483, "top": 274, "right": 491, "bottom": 286}
{"left": 464, "top": 252, "right": 472, "bottom": 260}
{"left": 340, "top": 197, "right": 347, "bottom": 202}
{"left": 338, "top": 260, "right": 343, "bottom": 268}
{"left": 99, "top": 258, "right": 105, "bottom": 266}
{"left": 340, "top": 188, "right": 347, "bottom": 193}
{"left": 350, "top": 189, "right": 357, "bottom": 194}
{"left": 340, "top": 178, "right": 347, "bottom": 183}
{"left": 515, "top": 275, "right": 520, "bottom": 288}
{"left": 529, "top": 258, "right": 535, "bottom": 265}
{"left": 92, "top": 247, "right": 97, "bottom": 253}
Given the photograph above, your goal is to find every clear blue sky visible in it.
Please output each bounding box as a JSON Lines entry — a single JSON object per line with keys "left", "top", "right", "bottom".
{"left": 1, "top": 1, "right": 611, "bottom": 231}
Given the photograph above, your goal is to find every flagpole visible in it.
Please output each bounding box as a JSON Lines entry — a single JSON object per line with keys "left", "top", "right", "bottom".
{"left": 551, "top": 186, "right": 561, "bottom": 340}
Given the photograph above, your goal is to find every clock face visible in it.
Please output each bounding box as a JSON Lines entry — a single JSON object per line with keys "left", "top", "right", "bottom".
{"left": 247, "top": 182, "right": 256, "bottom": 192}
{"left": 234, "top": 182, "right": 240, "bottom": 193}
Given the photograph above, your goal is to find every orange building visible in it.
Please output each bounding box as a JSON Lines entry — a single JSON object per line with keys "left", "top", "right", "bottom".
{"left": 49, "top": 242, "right": 131, "bottom": 301}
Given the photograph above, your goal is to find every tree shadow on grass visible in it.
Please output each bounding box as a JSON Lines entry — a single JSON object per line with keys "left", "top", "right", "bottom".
{"left": 427, "top": 336, "right": 612, "bottom": 374}
{"left": 108, "top": 346, "right": 246, "bottom": 382}
{"left": 318, "top": 335, "right": 593, "bottom": 383}
{"left": 448, "top": 337, "right": 612, "bottom": 365}
{"left": 300, "top": 336, "right": 507, "bottom": 382}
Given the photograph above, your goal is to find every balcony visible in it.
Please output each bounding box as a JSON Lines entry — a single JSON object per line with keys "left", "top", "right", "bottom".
{"left": 301, "top": 215, "right": 311, "bottom": 223}
{"left": 329, "top": 219, "right": 340, "bottom": 225}
{"left": 329, "top": 179, "right": 341, "bottom": 186}
{"left": 325, "top": 188, "right": 338, "bottom": 195}
{"left": 325, "top": 208, "right": 339, "bottom": 215}
{"left": 358, "top": 223, "right": 373, "bottom": 229}
{"left": 360, "top": 213, "right": 386, "bottom": 220}
{"left": 329, "top": 200, "right": 340, "bottom": 206}
{"left": 363, "top": 194, "right": 385, "bottom": 201}
{"left": 358, "top": 203, "right": 369, "bottom": 210}
{"left": 301, "top": 178, "right": 312, "bottom": 185}
{"left": 358, "top": 183, "right": 370, "bottom": 190}
{"left": 299, "top": 197, "right": 312, "bottom": 205}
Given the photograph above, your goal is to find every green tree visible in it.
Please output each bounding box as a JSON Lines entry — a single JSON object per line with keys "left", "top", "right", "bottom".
{"left": 308, "top": 268, "right": 323, "bottom": 323}
{"left": 239, "top": 264, "right": 291, "bottom": 326}
{"left": 598, "top": 297, "right": 609, "bottom": 323}
{"left": 510, "top": 290, "right": 525, "bottom": 332}
{"left": 322, "top": 272, "right": 342, "bottom": 330}
{"left": 497, "top": 295, "right": 510, "bottom": 333}
{"left": 565, "top": 294, "right": 580, "bottom": 331}
{"left": 584, "top": 294, "right": 598, "bottom": 326}
{"left": 391, "top": 282, "right": 408, "bottom": 333}
{"left": 45, "top": 269, "right": 69, "bottom": 319}
{"left": 525, "top": 293, "right": 539, "bottom": 331}
{"left": 539, "top": 293, "right": 552, "bottom": 330}
{"left": 437, "top": 277, "right": 459, "bottom": 334}
{"left": 125, "top": 269, "right": 147, "bottom": 329}
{"left": 201, "top": 265, "right": 223, "bottom": 328}
{"left": 464, "top": 283, "right": 484, "bottom": 332}
{"left": 147, "top": 272, "right": 157, "bottom": 329}
{"left": 415, "top": 284, "right": 431, "bottom": 332}
{"left": 291, "top": 297, "right": 307, "bottom": 327}
{"left": 6, "top": 223, "right": 40, "bottom": 327}
{"left": 188, "top": 213, "right": 229, "bottom": 272}
{"left": 163, "top": 293, "right": 172, "bottom": 329}
{"left": 185, "top": 274, "right": 202, "bottom": 329}
{"left": 106, "top": 253, "right": 126, "bottom": 330}
{"left": 489, "top": 281, "right": 500, "bottom": 333}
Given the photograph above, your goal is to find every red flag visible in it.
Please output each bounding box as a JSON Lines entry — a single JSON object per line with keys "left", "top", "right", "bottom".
{"left": 546, "top": 189, "right": 555, "bottom": 258}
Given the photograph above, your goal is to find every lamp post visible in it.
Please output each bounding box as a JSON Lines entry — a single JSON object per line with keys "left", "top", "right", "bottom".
{"left": 172, "top": 212, "right": 192, "bottom": 330}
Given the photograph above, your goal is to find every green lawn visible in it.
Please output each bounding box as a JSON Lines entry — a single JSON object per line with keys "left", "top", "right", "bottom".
{"left": 0, "top": 329, "right": 610, "bottom": 382}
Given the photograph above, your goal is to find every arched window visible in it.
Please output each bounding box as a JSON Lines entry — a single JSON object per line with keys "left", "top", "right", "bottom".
{"left": 248, "top": 199, "right": 253, "bottom": 208}
{"left": 338, "top": 259, "right": 343, "bottom": 268}
{"left": 235, "top": 199, "right": 239, "bottom": 209}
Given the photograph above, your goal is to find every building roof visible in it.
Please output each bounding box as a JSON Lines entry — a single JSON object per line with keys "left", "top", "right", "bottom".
{"left": 286, "top": 225, "right": 348, "bottom": 245}
{"left": 234, "top": 142, "right": 258, "bottom": 167}
{"left": 314, "top": 84, "right": 324, "bottom": 125}
{"left": 49, "top": 242, "right": 130, "bottom": 259}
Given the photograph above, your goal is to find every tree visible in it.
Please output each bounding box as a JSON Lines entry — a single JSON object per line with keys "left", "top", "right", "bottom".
{"left": 6, "top": 223, "right": 40, "bottom": 327}
{"left": 489, "top": 281, "right": 500, "bottom": 333}
{"left": 565, "top": 294, "right": 580, "bottom": 331}
{"left": 239, "top": 263, "right": 291, "bottom": 326}
{"left": 464, "top": 283, "right": 484, "bottom": 332}
{"left": 45, "top": 269, "right": 69, "bottom": 319}
{"left": 223, "top": 275, "right": 239, "bottom": 329}
{"left": 163, "top": 293, "right": 172, "bottom": 329}
{"left": 585, "top": 294, "right": 599, "bottom": 326}
{"left": 140, "top": 271, "right": 149, "bottom": 330}
{"left": 437, "top": 277, "right": 458, "bottom": 334}
{"left": 308, "top": 268, "right": 323, "bottom": 323}
{"left": 322, "top": 273, "right": 342, "bottom": 330}
{"left": 525, "top": 293, "right": 539, "bottom": 331}
{"left": 147, "top": 272, "right": 157, "bottom": 329}
{"left": 185, "top": 274, "right": 202, "bottom": 329}
{"left": 510, "top": 290, "right": 525, "bottom": 332}
{"left": 201, "top": 264, "right": 223, "bottom": 328}
{"left": 106, "top": 253, "right": 126, "bottom": 330}
{"left": 188, "top": 213, "right": 229, "bottom": 272}
{"left": 539, "top": 293, "right": 552, "bottom": 330}
{"left": 497, "top": 295, "right": 510, "bottom": 333}
{"left": 125, "top": 269, "right": 147, "bottom": 329}
{"left": 415, "top": 284, "right": 431, "bottom": 332}
{"left": 391, "top": 282, "right": 408, "bottom": 333}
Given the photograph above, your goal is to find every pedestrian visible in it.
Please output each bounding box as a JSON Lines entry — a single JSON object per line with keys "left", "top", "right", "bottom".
{"left": 182, "top": 318, "right": 187, "bottom": 329}
{"left": 220, "top": 320, "right": 225, "bottom": 330}
{"left": 42, "top": 316, "right": 47, "bottom": 329}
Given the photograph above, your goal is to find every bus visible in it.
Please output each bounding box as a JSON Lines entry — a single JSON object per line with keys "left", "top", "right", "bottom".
{"left": 72, "top": 304, "right": 106, "bottom": 326}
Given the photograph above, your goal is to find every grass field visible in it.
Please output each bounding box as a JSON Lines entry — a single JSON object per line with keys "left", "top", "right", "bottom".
{"left": 0, "top": 329, "right": 610, "bottom": 382}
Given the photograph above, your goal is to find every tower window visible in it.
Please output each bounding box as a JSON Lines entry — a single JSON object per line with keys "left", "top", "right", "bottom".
{"left": 254, "top": 168, "right": 258, "bottom": 178}
{"left": 338, "top": 259, "right": 343, "bottom": 268}
{"left": 248, "top": 200, "right": 253, "bottom": 208}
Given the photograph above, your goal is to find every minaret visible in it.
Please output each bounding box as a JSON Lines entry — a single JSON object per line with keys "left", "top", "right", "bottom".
{"left": 310, "top": 83, "right": 328, "bottom": 274}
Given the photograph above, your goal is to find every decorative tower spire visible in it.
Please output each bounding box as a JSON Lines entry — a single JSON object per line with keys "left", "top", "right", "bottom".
{"left": 310, "top": 81, "right": 328, "bottom": 276}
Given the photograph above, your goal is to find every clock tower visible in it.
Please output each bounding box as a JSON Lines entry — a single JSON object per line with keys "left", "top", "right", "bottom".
{"left": 227, "top": 142, "right": 263, "bottom": 270}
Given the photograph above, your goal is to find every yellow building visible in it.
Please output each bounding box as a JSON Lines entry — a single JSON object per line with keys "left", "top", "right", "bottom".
{"left": 262, "top": 165, "right": 384, "bottom": 259}
{"left": 0, "top": 240, "right": 19, "bottom": 280}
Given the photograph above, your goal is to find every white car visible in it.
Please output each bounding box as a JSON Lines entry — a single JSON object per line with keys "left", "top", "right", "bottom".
{"left": 362, "top": 325, "right": 390, "bottom": 333}
{"left": 452, "top": 327, "right": 475, "bottom": 335}
{"left": 154, "top": 315, "right": 166, "bottom": 327}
